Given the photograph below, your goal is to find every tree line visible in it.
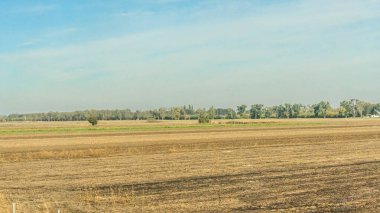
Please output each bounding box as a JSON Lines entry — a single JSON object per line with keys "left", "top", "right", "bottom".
{"left": 1, "top": 99, "right": 380, "bottom": 122}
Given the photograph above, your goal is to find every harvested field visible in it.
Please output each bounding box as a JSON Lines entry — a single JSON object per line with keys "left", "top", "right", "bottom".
{"left": 0, "top": 119, "right": 380, "bottom": 212}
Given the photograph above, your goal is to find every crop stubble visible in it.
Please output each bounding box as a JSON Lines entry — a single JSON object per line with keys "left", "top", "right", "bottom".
{"left": 0, "top": 119, "right": 379, "bottom": 212}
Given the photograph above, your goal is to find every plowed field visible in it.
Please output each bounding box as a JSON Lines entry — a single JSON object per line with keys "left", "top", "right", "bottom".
{"left": 0, "top": 119, "right": 379, "bottom": 212}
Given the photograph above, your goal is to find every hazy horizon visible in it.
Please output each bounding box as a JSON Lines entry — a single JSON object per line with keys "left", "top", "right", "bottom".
{"left": 1, "top": 0, "right": 380, "bottom": 115}
{"left": 1, "top": 99, "right": 378, "bottom": 116}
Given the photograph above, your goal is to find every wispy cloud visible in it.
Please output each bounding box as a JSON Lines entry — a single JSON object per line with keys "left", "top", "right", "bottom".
{"left": 45, "top": 28, "right": 78, "bottom": 37}
{"left": 17, "top": 27, "right": 78, "bottom": 48}
{"left": 4, "top": 0, "right": 373, "bottom": 82}
{"left": 18, "top": 39, "right": 43, "bottom": 47}
{"left": 117, "top": 11, "right": 155, "bottom": 18}
{"left": 1, "top": 0, "right": 380, "bottom": 114}
{"left": 15, "top": 4, "right": 57, "bottom": 14}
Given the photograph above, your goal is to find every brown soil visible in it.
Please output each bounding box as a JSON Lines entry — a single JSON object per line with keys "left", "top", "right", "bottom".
{"left": 0, "top": 119, "right": 379, "bottom": 212}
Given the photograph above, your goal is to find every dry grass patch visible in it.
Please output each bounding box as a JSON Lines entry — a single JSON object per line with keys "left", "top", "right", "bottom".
{"left": 1, "top": 119, "right": 380, "bottom": 212}
{"left": 0, "top": 148, "right": 112, "bottom": 162}
{"left": 0, "top": 193, "right": 10, "bottom": 212}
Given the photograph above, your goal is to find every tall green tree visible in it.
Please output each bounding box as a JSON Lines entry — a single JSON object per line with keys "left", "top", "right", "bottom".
{"left": 263, "top": 107, "right": 274, "bottom": 118}
{"left": 158, "top": 108, "right": 167, "bottom": 120}
{"left": 284, "top": 103, "right": 293, "bottom": 118}
{"left": 250, "top": 104, "right": 264, "bottom": 119}
{"left": 313, "top": 101, "right": 331, "bottom": 118}
{"left": 237, "top": 105, "right": 247, "bottom": 118}
{"left": 196, "top": 109, "right": 210, "bottom": 123}
{"left": 171, "top": 107, "right": 181, "bottom": 120}
{"left": 357, "top": 100, "right": 372, "bottom": 117}
{"left": 274, "top": 105, "right": 286, "bottom": 118}
{"left": 208, "top": 106, "right": 216, "bottom": 120}
{"left": 291, "top": 104, "right": 303, "bottom": 118}
{"left": 227, "top": 108, "right": 237, "bottom": 119}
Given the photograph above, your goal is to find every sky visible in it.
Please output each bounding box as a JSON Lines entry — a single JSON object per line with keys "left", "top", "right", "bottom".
{"left": 1, "top": 0, "right": 380, "bottom": 114}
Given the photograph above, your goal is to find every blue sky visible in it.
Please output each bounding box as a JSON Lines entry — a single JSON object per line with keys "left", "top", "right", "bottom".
{"left": 1, "top": 0, "right": 380, "bottom": 114}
